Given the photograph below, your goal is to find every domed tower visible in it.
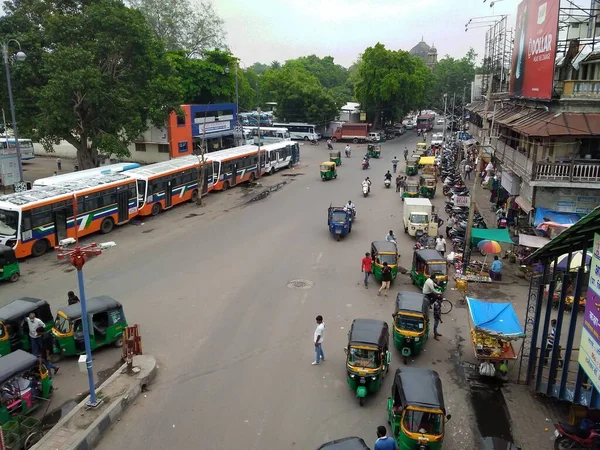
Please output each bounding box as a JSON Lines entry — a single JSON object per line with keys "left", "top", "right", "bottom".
{"left": 427, "top": 43, "right": 438, "bottom": 68}
{"left": 409, "top": 36, "right": 431, "bottom": 64}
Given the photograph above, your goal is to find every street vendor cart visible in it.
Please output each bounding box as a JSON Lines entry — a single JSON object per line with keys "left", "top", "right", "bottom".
{"left": 467, "top": 297, "right": 524, "bottom": 377}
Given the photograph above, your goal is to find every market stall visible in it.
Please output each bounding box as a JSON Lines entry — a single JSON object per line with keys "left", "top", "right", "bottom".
{"left": 467, "top": 297, "right": 525, "bottom": 377}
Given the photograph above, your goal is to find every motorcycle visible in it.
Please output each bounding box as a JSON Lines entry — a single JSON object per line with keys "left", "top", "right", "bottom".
{"left": 384, "top": 178, "right": 391, "bottom": 188}
{"left": 553, "top": 421, "right": 600, "bottom": 449}
{"left": 362, "top": 183, "right": 369, "bottom": 197}
{"left": 362, "top": 159, "right": 369, "bottom": 170}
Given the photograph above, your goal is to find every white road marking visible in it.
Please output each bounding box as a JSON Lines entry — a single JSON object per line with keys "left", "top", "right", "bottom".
{"left": 316, "top": 252, "right": 323, "bottom": 264}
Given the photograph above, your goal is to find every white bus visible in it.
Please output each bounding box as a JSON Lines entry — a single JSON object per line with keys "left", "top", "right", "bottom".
{"left": 243, "top": 127, "right": 291, "bottom": 144}
{"left": 272, "top": 122, "right": 318, "bottom": 141}
{"left": 0, "top": 138, "right": 35, "bottom": 161}
{"left": 261, "top": 141, "right": 299, "bottom": 174}
{"left": 33, "top": 162, "right": 141, "bottom": 188}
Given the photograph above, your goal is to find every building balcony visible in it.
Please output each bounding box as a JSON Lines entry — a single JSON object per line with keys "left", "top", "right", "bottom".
{"left": 494, "top": 143, "right": 534, "bottom": 182}
{"left": 561, "top": 80, "right": 600, "bottom": 98}
{"left": 533, "top": 160, "right": 600, "bottom": 183}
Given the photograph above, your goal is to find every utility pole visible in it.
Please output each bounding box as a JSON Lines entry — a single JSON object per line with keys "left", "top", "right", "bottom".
{"left": 442, "top": 94, "right": 448, "bottom": 142}
{"left": 462, "top": 85, "right": 467, "bottom": 130}
{"left": 451, "top": 92, "right": 456, "bottom": 134}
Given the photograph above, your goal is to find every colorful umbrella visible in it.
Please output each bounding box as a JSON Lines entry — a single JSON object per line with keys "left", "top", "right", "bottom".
{"left": 555, "top": 251, "right": 592, "bottom": 272}
{"left": 477, "top": 240, "right": 502, "bottom": 255}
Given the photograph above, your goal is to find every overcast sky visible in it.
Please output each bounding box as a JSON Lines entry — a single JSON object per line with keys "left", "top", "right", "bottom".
{"left": 214, "top": 0, "right": 525, "bottom": 68}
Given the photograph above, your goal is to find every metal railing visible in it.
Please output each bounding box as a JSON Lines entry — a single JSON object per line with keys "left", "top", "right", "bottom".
{"left": 533, "top": 161, "right": 600, "bottom": 182}
{"left": 562, "top": 80, "right": 600, "bottom": 97}
{"left": 494, "top": 143, "right": 534, "bottom": 180}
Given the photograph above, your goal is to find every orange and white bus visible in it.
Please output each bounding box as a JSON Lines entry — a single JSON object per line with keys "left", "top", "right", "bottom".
{"left": 124, "top": 156, "right": 210, "bottom": 216}
{"left": 207, "top": 146, "right": 266, "bottom": 191}
{"left": 0, "top": 173, "right": 138, "bottom": 258}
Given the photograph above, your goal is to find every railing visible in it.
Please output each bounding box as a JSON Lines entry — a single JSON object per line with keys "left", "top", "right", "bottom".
{"left": 494, "top": 143, "right": 534, "bottom": 181}
{"left": 561, "top": 80, "right": 600, "bottom": 98}
{"left": 533, "top": 161, "right": 600, "bottom": 182}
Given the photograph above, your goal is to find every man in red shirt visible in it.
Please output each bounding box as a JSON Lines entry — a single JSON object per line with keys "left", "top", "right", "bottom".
{"left": 361, "top": 252, "right": 373, "bottom": 288}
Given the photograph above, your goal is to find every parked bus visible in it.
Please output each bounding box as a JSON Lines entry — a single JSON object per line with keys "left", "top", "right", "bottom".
{"left": 0, "top": 138, "right": 35, "bottom": 161}
{"left": 124, "top": 156, "right": 210, "bottom": 217}
{"left": 272, "top": 122, "right": 318, "bottom": 141}
{"left": 243, "top": 127, "right": 291, "bottom": 144}
{"left": 206, "top": 145, "right": 266, "bottom": 191}
{"left": 262, "top": 141, "right": 299, "bottom": 174}
{"left": 416, "top": 114, "right": 435, "bottom": 132}
{"left": 239, "top": 112, "right": 272, "bottom": 127}
{"left": 33, "top": 163, "right": 141, "bottom": 188}
{"left": 0, "top": 173, "right": 138, "bottom": 258}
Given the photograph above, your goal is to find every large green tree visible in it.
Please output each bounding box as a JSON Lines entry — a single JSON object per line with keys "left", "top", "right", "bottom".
{"left": 0, "top": 0, "right": 181, "bottom": 168}
{"left": 287, "top": 55, "right": 351, "bottom": 106}
{"left": 428, "top": 49, "right": 477, "bottom": 112}
{"left": 355, "top": 43, "right": 430, "bottom": 127}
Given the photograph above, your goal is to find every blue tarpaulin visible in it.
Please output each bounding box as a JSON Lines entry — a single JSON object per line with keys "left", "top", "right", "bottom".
{"left": 534, "top": 207, "right": 582, "bottom": 227}
{"left": 466, "top": 297, "right": 525, "bottom": 339}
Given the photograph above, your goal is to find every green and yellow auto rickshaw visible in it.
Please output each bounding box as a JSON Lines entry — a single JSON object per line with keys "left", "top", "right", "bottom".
{"left": 345, "top": 318, "right": 391, "bottom": 406}
{"left": 371, "top": 241, "right": 399, "bottom": 281}
{"left": 52, "top": 296, "right": 127, "bottom": 357}
{"left": 367, "top": 144, "right": 381, "bottom": 159}
{"left": 410, "top": 249, "right": 448, "bottom": 292}
{"left": 387, "top": 367, "right": 451, "bottom": 450}
{"left": 0, "top": 298, "right": 54, "bottom": 357}
{"left": 419, "top": 174, "right": 436, "bottom": 198}
{"left": 402, "top": 180, "right": 419, "bottom": 201}
{"left": 416, "top": 142, "right": 428, "bottom": 156}
{"left": 320, "top": 162, "right": 337, "bottom": 181}
{"left": 393, "top": 292, "right": 430, "bottom": 365}
{"left": 0, "top": 245, "right": 20, "bottom": 283}
{"left": 0, "top": 350, "right": 53, "bottom": 425}
{"left": 329, "top": 150, "right": 342, "bottom": 165}
{"left": 405, "top": 158, "right": 418, "bottom": 176}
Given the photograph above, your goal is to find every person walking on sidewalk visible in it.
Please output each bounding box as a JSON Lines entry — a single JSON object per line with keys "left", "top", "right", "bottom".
{"left": 312, "top": 315, "right": 325, "bottom": 365}
{"left": 56, "top": 157, "right": 62, "bottom": 171}
{"left": 378, "top": 262, "right": 392, "bottom": 297}
{"left": 433, "top": 298, "right": 443, "bottom": 340}
{"left": 435, "top": 235, "right": 446, "bottom": 257}
{"left": 361, "top": 252, "right": 373, "bottom": 288}
{"left": 391, "top": 156, "right": 399, "bottom": 173}
{"left": 464, "top": 163, "right": 472, "bottom": 180}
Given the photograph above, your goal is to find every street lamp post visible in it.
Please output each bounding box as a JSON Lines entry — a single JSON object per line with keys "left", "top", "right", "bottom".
{"left": 2, "top": 40, "right": 26, "bottom": 183}
{"left": 442, "top": 94, "right": 448, "bottom": 142}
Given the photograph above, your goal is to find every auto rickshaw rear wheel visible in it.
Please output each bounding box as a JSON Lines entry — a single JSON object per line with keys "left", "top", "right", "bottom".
{"left": 9, "top": 273, "right": 19, "bottom": 282}
{"left": 403, "top": 355, "right": 408, "bottom": 365}
{"left": 114, "top": 335, "right": 123, "bottom": 347}
{"left": 336, "top": 235, "right": 340, "bottom": 241}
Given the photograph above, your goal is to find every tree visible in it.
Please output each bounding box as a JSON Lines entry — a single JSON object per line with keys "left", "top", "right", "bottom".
{"left": 249, "top": 62, "right": 269, "bottom": 75}
{"left": 127, "top": 0, "right": 226, "bottom": 58}
{"left": 0, "top": 0, "right": 181, "bottom": 168}
{"left": 428, "top": 48, "right": 477, "bottom": 111}
{"left": 286, "top": 55, "right": 351, "bottom": 106}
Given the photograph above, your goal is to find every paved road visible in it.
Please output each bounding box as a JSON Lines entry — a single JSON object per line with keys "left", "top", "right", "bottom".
{"left": 5, "top": 129, "right": 480, "bottom": 448}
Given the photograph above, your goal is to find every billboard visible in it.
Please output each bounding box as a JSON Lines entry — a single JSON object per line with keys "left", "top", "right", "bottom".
{"left": 509, "top": 0, "right": 560, "bottom": 100}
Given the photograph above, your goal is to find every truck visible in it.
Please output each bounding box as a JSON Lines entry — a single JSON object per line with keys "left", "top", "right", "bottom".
{"left": 402, "top": 198, "right": 439, "bottom": 238}
{"left": 331, "top": 123, "right": 369, "bottom": 143}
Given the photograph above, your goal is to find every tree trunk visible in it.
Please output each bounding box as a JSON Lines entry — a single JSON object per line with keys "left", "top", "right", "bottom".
{"left": 77, "top": 141, "right": 98, "bottom": 169}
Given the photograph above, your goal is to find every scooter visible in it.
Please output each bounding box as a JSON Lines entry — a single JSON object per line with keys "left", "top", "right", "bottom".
{"left": 384, "top": 178, "right": 391, "bottom": 188}
{"left": 553, "top": 421, "right": 600, "bottom": 449}
{"left": 362, "top": 159, "right": 369, "bottom": 170}
{"left": 362, "top": 184, "right": 369, "bottom": 197}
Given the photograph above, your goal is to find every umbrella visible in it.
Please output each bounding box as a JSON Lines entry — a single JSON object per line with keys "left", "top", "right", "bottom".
{"left": 477, "top": 240, "right": 502, "bottom": 255}
{"left": 555, "top": 251, "right": 592, "bottom": 272}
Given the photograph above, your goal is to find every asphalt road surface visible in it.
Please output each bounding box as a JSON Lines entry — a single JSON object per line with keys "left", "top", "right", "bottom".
{"left": 6, "top": 127, "right": 479, "bottom": 449}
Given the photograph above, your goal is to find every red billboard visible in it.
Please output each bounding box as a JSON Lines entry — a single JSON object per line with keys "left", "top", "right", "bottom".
{"left": 509, "top": 0, "right": 560, "bottom": 100}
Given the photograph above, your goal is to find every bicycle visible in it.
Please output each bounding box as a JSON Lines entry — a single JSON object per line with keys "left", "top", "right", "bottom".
{"left": 440, "top": 299, "right": 453, "bottom": 314}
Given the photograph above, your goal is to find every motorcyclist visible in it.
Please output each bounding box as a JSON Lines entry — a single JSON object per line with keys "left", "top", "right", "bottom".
{"left": 345, "top": 144, "right": 351, "bottom": 156}
{"left": 422, "top": 274, "right": 442, "bottom": 306}
{"left": 404, "top": 147, "right": 408, "bottom": 161}
{"left": 384, "top": 171, "right": 392, "bottom": 182}
{"left": 362, "top": 177, "right": 371, "bottom": 193}
{"left": 362, "top": 155, "right": 370, "bottom": 169}
{"left": 344, "top": 200, "right": 356, "bottom": 214}
{"left": 327, "top": 139, "right": 333, "bottom": 150}
{"left": 386, "top": 230, "right": 397, "bottom": 244}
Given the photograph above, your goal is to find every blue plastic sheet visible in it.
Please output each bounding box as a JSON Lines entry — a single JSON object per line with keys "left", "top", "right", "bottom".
{"left": 534, "top": 207, "right": 582, "bottom": 227}
{"left": 467, "top": 297, "right": 525, "bottom": 338}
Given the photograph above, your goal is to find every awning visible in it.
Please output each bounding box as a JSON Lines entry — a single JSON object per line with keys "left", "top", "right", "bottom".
{"left": 518, "top": 234, "right": 550, "bottom": 248}
{"left": 467, "top": 297, "right": 525, "bottom": 339}
{"left": 471, "top": 228, "right": 515, "bottom": 245}
{"left": 517, "top": 112, "right": 600, "bottom": 137}
{"left": 515, "top": 196, "right": 533, "bottom": 213}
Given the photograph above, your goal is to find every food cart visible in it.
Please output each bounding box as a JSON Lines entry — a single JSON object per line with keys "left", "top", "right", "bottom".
{"left": 467, "top": 297, "right": 524, "bottom": 377}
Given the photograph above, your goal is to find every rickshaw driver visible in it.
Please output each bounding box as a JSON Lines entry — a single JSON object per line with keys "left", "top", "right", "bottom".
{"left": 422, "top": 274, "right": 442, "bottom": 306}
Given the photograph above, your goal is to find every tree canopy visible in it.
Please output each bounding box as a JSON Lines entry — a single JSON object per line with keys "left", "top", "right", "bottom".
{"left": 428, "top": 49, "right": 477, "bottom": 112}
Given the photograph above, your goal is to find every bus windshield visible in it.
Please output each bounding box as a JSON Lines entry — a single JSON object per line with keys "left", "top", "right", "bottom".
{"left": 0, "top": 209, "right": 18, "bottom": 236}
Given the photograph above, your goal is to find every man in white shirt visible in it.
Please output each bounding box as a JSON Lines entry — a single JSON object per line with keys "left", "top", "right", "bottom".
{"left": 26, "top": 312, "right": 45, "bottom": 357}
{"left": 422, "top": 276, "right": 440, "bottom": 306}
{"left": 435, "top": 235, "right": 447, "bottom": 257}
{"left": 312, "top": 315, "right": 325, "bottom": 365}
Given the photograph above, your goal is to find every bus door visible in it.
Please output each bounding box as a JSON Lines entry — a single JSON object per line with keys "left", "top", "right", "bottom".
{"left": 231, "top": 163, "right": 238, "bottom": 187}
{"left": 165, "top": 179, "right": 173, "bottom": 208}
{"left": 117, "top": 191, "right": 129, "bottom": 222}
{"left": 53, "top": 209, "right": 68, "bottom": 243}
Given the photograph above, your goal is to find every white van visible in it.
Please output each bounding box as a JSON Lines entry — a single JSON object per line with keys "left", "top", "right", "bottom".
{"left": 367, "top": 132, "right": 381, "bottom": 142}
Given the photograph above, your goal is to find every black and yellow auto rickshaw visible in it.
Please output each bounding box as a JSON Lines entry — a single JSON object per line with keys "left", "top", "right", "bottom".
{"left": 345, "top": 318, "right": 391, "bottom": 406}
{"left": 367, "top": 144, "right": 381, "bottom": 159}
{"left": 392, "top": 292, "right": 430, "bottom": 365}
{"left": 371, "top": 241, "right": 399, "bottom": 282}
{"left": 410, "top": 249, "right": 448, "bottom": 292}
{"left": 0, "top": 245, "right": 20, "bottom": 283}
{"left": 419, "top": 174, "right": 436, "bottom": 198}
{"left": 387, "top": 367, "right": 451, "bottom": 450}
{"left": 320, "top": 162, "right": 337, "bottom": 181}
{"left": 402, "top": 180, "right": 419, "bottom": 201}
{"left": 52, "top": 296, "right": 127, "bottom": 357}
{"left": 0, "top": 298, "right": 54, "bottom": 357}
{"left": 329, "top": 150, "right": 342, "bottom": 165}
{"left": 405, "top": 158, "right": 418, "bottom": 176}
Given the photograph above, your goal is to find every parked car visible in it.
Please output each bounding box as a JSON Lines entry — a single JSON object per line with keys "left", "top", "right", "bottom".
{"left": 405, "top": 122, "right": 415, "bottom": 130}
{"left": 437, "top": 118, "right": 445, "bottom": 125}
{"left": 385, "top": 127, "right": 398, "bottom": 138}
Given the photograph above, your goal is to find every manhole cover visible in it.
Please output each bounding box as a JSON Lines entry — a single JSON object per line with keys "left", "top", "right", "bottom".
{"left": 287, "top": 279, "right": 313, "bottom": 289}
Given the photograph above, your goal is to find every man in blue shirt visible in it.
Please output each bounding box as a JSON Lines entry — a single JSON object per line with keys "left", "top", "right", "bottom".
{"left": 374, "top": 426, "right": 397, "bottom": 450}
{"left": 491, "top": 255, "right": 503, "bottom": 281}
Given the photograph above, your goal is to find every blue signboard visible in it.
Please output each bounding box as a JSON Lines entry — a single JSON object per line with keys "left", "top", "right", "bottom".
{"left": 189, "top": 103, "right": 237, "bottom": 138}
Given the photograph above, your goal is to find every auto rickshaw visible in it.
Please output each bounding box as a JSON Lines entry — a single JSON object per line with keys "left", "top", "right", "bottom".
{"left": 419, "top": 156, "right": 436, "bottom": 174}
{"left": 329, "top": 150, "right": 342, "bottom": 165}
{"left": 367, "top": 144, "right": 381, "bottom": 159}
{"left": 345, "top": 318, "right": 391, "bottom": 406}
{"left": 317, "top": 437, "right": 370, "bottom": 450}
{"left": 52, "top": 296, "right": 127, "bottom": 357}
{"left": 0, "top": 298, "right": 54, "bottom": 357}
{"left": 392, "top": 292, "right": 430, "bottom": 364}
{"left": 419, "top": 174, "right": 436, "bottom": 198}
{"left": 416, "top": 142, "right": 428, "bottom": 155}
{"left": 405, "top": 158, "right": 418, "bottom": 176}
{"left": 328, "top": 206, "right": 352, "bottom": 241}
{"left": 320, "top": 162, "right": 337, "bottom": 181}
{"left": 371, "top": 241, "right": 399, "bottom": 281}
{"left": 0, "top": 350, "right": 53, "bottom": 425}
{"left": 402, "top": 180, "right": 419, "bottom": 201}
{"left": 0, "top": 245, "right": 20, "bottom": 283}
{"left": 387, "top": 367, "right": 451, "bottom": 450}
{"left": 410, "top": 249, "right": 448, "bottom": 292}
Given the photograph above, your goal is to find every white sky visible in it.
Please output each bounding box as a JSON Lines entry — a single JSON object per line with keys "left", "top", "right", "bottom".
{"left": 213, "top": 0, "right": 524, "bottom": 68}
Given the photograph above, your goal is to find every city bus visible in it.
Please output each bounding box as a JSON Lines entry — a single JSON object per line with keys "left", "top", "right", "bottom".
{"left": 261, "top": 140, "right": 299, "bottom": 174}
{"left": 239, "top": 112, "right": 272, "bottom": 127}
{"left": 0, "top": 173, "right": 138, "bottom": 258}
{"left": 0, "top": 138, "right": 35, "bottom": 160}
{"left": 416, "top": 114, "right": 435, "bottom": 132}
{"left": 33, "top": 163, "right": 141, "bottom": 188}
{"left": 206, "top": 145, "right": 266, "bottom": 191}
{"left": 124, "top": 156, "right": 210, "bottom": 216}
{"left": 272, "top": 122, "right": 318, "bottom": 141}
{"left": 242, "top": 127, "right": 291, "bottom": 144}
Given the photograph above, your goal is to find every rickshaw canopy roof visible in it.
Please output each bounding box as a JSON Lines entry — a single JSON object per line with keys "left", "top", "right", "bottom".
{"left": 371, "top": 240, "right": 397, "bottom": 254}
{"left": 58, "top": 296, "right": 122, "bottom": 320}
{"left": 415, "top": 249, "right": 445, "bottom": 263}
{"left": 405, "top": 180, "right": 419, "bottom": 187}
{"left": 394, "top": 292, "right": 429, "bottom": 316}
{"left": 321, "top": 162, "right": 336, "bottom": 168}
{"left": 420, "top": 174, "right": 435, "bottom": 181}
{"left": 407, "top": 158, "right": 418, "bottom": 164}
{"left": 329, "top": 151, "right": 341, "bottom": 157}
{"left": 393, "top": 367, "right": 445, "bottom": 412}
{"left": 348, "top": 318, "right": 389, "bottom": 348}
{"left": 467, "top": 297, "right": 525, "bottom": 339}
{"left": 417, "top": 142, "right": 427, "bottom": 148}
{"left": 0, "top": 350, "right": 38, "bottom": 384}
{"left": 317, "top": 437, "right": 370, "bottom": 450}
{"left": 0, "top": 244, "right": 17, "bottom": 264}
{"left": 419, "top": 156, "right": 436, "bottom": 166}
{"left": 0, "top": 297, "right": 49, "bottom": 322}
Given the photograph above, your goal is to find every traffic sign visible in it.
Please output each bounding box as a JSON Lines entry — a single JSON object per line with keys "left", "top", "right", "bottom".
{"left": 455, "top": 195, "right": 470, "bottom": 207}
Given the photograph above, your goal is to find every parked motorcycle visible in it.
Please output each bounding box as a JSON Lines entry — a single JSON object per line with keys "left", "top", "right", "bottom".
{"left": 553, "top": 421, "right": 600, "bottom": 449}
